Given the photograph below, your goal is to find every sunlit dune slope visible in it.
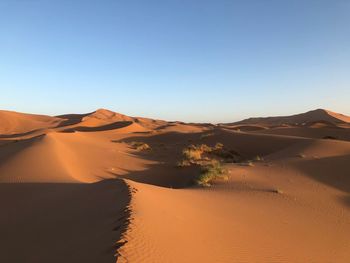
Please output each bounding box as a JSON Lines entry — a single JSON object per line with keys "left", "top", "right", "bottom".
{"left": 0, "top": 110, "right": 63, "bottom": 135}
{"left": 0, "top": 131, "right": 151, "bottom": 183}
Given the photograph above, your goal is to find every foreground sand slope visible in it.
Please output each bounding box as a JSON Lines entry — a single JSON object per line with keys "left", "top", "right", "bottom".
{"left": 116, "top": 130, "right": 350, "bottom": 262}
{"left": 120, "top": 176, "right": 350, "bottom": 262}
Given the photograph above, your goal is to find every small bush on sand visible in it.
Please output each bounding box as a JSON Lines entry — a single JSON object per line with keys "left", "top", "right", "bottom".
{"left": 182, "top": 146, "right": 202, "bottom": 160}
{"left": 130, "top": 141, "right": 151, "bottom": 151}
{"left": 182, "top": 144, "right": 214, "bottom": 160}
{"left": 211, "top": 147, "right": 241, "bottom": 163}
{"left": 197, "top": 144, "right": 213, "bottom": 153}
{"left": 214, "top": 142, "right": 224, "bottom": 150}
{"left": 297, "top": 153, "right": 306, "bottom": 158}
{"left": 180, "top": 143, "right": 242, "bottom": 165}
{"left": 196, "top": 160, "right": 228, "bottom": 187}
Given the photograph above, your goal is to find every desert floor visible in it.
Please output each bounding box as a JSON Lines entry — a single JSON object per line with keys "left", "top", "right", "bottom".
{"left": 0, "top": 109, "right": 349, "bottom": 262}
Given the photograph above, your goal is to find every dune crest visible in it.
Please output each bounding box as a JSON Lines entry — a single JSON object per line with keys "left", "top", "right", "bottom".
{"left": 227, "top": 108, "right": 350, "bottom": 127}
{"left": 0, "top": 110, "right": 63, "bottom": 135}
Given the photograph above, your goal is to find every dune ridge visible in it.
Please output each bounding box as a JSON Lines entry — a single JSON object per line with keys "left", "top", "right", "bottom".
{"left": 0, "top": 110, "right": 63, "bottom": 135}
{"left": 227, "top": 108, "right": 350, "bottom": 127}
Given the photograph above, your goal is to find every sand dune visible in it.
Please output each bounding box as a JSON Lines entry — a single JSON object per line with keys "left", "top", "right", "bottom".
{"left": 154, "top": 122, "right": 209, "bottom": 133}
{"left": 222, "top": 124, "right": 268, "bottom": 131}
{"left": 79, "top": 109, "right": 133, "bottom": 127}
{"left": 228, "top": 108, "right": 350, "bottom": 127}
{"left": 223, "top": 109, "right": 350, "bottom": 142}
{"left": 0, "top": 110, "right": 63, "bottom": 135}
{"left": 0, "top": 109, "right": 168, "bottom": 138}
{"left": 116, "top": 132, "right": 350, "bottom": 262}
{"left": 1, "top": 108, "right": 349, "bottom": 262}
{"left": 252, "top": 126, "right": 350, "bottom": 142}
{"left": 119, "top": 175, "right": 350, "bottom": 262}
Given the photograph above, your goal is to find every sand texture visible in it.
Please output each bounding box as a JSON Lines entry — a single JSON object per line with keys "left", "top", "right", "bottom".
{"left": 0, "top": 108, "right": 349, "bottom": 262}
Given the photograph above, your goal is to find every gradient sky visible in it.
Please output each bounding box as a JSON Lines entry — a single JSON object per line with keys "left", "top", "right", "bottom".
{"left": 0, "top": 0, "right": 349, "bottom": 122}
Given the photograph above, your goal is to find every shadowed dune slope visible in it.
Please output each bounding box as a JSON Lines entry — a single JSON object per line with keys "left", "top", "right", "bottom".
{"left": 228, "top": 109, "right": 350, "bottom": 126}
{"left": 253, "top": 126, "right": 350, "bottom": 141}
{"left": 0, "top": 180, "right": 131, "bottom": 263}
{"left": 266, "top": 137, "right": 350, "bottom": 160}
{"left": 0, "top": 130, "right": 137, "bottom": 263}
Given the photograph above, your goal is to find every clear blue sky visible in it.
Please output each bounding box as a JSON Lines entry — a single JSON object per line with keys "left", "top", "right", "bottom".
{"left": 0, "top": 0, "right": 349, "bottom": 122}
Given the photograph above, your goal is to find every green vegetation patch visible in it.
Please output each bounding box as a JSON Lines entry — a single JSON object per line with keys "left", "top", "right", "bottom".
{"left": 195, "top": 160, "right": 228, "bottom": 187}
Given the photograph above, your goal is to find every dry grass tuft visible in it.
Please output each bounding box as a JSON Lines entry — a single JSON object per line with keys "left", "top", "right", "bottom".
{"left": 177, "top": 159, "right": 191, "bottom": 167}
{"left": 182, "top": 146, "right": 203, "bottom": 161}
{"left": 214, "top": 142, "right": 224, "bottom": 150}
{"left": 179, "top": 143, "right": 242, "bottom": 166}
{"left": 196, "top": 160, "right": 228, "bottom": 187}
{"left": 130, "top": 141, "right": 151, "bottom": 151}
{"left": 177, "top": 143, "right": 234, "bottom": 186}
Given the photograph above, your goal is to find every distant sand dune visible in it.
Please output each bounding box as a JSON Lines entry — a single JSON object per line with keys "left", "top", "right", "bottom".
{"left": 0, "top": 110, "right": 63, "bottom": 135}
{"left": 227, "top": 108, "right": 350, "bottom": 127}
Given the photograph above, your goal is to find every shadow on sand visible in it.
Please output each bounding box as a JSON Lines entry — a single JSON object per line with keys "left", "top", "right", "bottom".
{"left": 0, "top": 179, "right": 131, "bottom": 263}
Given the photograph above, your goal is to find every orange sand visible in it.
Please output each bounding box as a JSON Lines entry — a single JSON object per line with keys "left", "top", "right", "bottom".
{"left": 0, "top": 108, "right": 349, "bottom": 262}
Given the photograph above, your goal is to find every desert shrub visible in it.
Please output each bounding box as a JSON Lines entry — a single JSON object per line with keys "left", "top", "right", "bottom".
{"left": 182, "top": 144, "right": 213, "bottom": 160}
{"left": 195, "top": 160, "right": 228, "bottom": 187}
{"left": 181, "top": 143, "right": 242, "bottom": 164}
{"left": 297, "top": 153, "right": 306, "bottom": 158}
{"left": 182, "top": 146, "right": 202, "bottom": 160}
{"left": 130, "top": 141, "right": 151, "bottom": 151}
{"left": 214, "top": 142, "right": 224, "bottom": 150}
{"left": 198, "top": 144, "right": 213, "bottom": 153}
{"left": 211, "top": 147, "right": 241, "bottom": 163}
